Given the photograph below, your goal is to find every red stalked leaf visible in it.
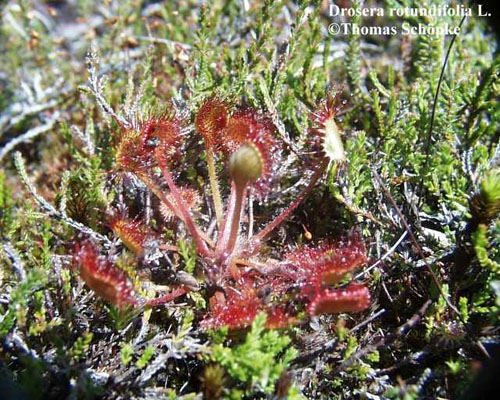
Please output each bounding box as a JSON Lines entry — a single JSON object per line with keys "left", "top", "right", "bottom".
{"left": 265, "top": 306, "right": 296, "bottom": 329}
{"left": 115, "top": 129, "right": 145, "bottom": 172}
{"left": 311, "top": 91, "right": 344, "bottom": 126}
{"left": 286, "top": 234, "right": 367, "bottom": 287}
{"left": 201, "top": 289, "right": 295, "bottom": 330}
{"left": 281, "top": 234, "right": 371, "bottom": 317}
{"left": 202, "top": 289, "right": 262, "bottom": 330}
{"left": 159, "top": 186, "right": 201, "bottom": 221}
{"left": 201, "top": 272, "right": 298, "bottom": 330}
{"left": 225, "top": 109, "right": 256, "bottom": 148}
{"left": 307, "top": 283, "right": 370, "bottom": 315}
{"left": 144, "top": 115, "right": 183, "bottom": 162}
{"left": 74, "top": 242, "right": 137, "bottom": 308}
{"left": 225, "top": 109, "right": 279, "bottom": 193}
{"left": 109, "top": 216, "right": 151, "bottom": 256}
{"left": 195, "top": 97, "right": 229, "bottom": 149}
{"left": 310, "top": 91, "right": 346, "bottom": 162}
{"left": 144, "top": 287, "right": 188, "bottom": 307}
{"left": 201, "top": 234, "right": 369, "bottom": 329}
{"left": 115, "top": 114, "right": 183, "bottom": 173}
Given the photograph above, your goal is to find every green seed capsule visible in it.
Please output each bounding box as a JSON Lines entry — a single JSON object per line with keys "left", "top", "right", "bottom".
{"left": 229, "top": 144, "right": 263, "bottom": 186}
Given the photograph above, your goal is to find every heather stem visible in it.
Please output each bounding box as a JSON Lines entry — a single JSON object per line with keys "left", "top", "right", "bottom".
{"left": 251, "top": 159, "right": 328, "bottom": 243}
{"left": 215, "top": 180, "right": 247, "bottom": 261}
{"left": 206, "top": 148, "right": 224, "bottom": 229}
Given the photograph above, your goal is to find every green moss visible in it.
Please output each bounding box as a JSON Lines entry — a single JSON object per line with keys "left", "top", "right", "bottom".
{"left": 212, "top": 313, "right": 297, "bottom": 396}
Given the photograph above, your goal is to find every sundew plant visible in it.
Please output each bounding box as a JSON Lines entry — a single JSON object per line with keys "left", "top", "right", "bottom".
{"left": 1, "top": 0, "right": 500, "bottom": 399}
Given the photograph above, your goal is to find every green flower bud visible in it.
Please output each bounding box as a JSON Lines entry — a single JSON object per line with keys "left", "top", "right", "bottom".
{"left": 229, "top": 144, "right": 263, "bottom": 186}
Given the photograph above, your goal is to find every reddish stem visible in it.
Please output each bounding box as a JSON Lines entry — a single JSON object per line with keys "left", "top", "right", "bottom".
{"left": 158, "top": 244, "right": 180, "bottom": 252}
{"left": 144, "top": 287, "right": 188, "bottom": 307}
{"left": 248, "top": 159, "right": 328, "bottom": 248}
{"left": 139, "top": 173, "right": 214, "bottom": 248}
{"left": 215, "top": 180, "right": 247, "bottom": 262}
{"left": 156, "top": 151, "right": 212, "bottom": 257}
{"left": 138, "top": 173, "right": 179, "bottom": 218}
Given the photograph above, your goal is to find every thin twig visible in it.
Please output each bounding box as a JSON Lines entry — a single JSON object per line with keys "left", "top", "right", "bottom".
{"left": 71, "top": 126, "right": 95, "bottom": 156}
{"left": 354, "top": 231, "right": 408, "bottom": 280}
{"left": 335, "top": 300, "right": 432, "bottom": 373}
{"left": 14, "top": 152, "right": 112, "bottom": 246}
{"left": 374, "top": 171, "right": 460, "bottom": 316}
{"left": 335, "top": 190, "right": 387, "bottom": 227}
{"left": 0, "top": 99, "right": 60, "bottom": 137}
{"left": 417, "top": 15, "right": 467, "bottom": 206}
{"left": 350, "top": 308, "right": 386, "bottom": 334}
{"left": 2, "top": 241, "right": 27, "bottom": 280}
{"left": 83, "top": 48, "right": 131, "bottom": 130}
{"left": 294, "top": 309, "right": 386, "bottom": 364}
{"left": 0, "top": 114, "right": 59, "bottom": 162}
